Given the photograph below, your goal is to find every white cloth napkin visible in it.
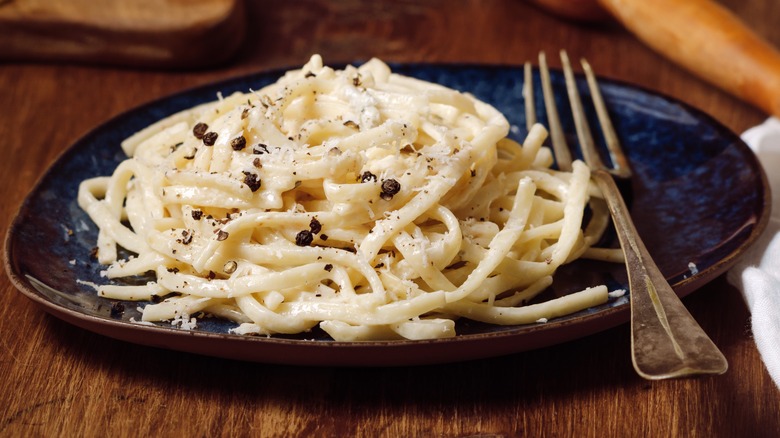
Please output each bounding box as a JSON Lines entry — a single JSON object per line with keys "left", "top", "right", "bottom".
{"left": 728, "top": 117, "right": 780, "bottom": 389}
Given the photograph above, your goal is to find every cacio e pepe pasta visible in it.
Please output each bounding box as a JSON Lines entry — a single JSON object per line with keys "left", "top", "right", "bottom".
{"left": 77, "top": 55, "right": 617, "bottom": 341}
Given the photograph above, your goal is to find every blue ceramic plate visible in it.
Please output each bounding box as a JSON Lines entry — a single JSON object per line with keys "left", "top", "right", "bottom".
{"left": 5, "top": 64, "right": 770, "bottom": 366}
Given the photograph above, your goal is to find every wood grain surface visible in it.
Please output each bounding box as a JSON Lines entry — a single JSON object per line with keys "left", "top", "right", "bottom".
{"left": 1, "top": 0, "right": 779, "bottom": 436}
{"left": 0, "top": 0, "right": 246, "bottom": 68}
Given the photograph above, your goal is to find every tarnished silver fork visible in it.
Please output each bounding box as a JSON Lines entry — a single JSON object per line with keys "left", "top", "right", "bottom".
{"left": 526, "top": 50, "right": 728, "bottom": 380}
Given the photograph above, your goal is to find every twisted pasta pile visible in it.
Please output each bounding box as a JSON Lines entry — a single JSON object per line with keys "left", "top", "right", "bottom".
{"left": 78, "top": 55, "right": 612, "bottom": 341}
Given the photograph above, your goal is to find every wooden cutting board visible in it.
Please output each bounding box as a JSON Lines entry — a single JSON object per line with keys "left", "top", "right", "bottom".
{"left": 0, "top": 0, "right": 246, "bottom": 69}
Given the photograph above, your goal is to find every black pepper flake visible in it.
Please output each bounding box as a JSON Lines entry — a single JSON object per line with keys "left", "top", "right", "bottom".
{"left": 380, "top": 179, "right": 401, "bottom": 200}
{"left": 343, "top": 120, "right": 359, "bottom": 130}
{"left": 252, "top": 158, "right": 262, "bottom": 168}
{"left": 167, "top": 267, "right": 180, "bottom": 273}
{"left": 242, "top": 172, "right": 262, "bottom": 192}
{"left": 230, "top": 136, "right": 247, "bottom": 151}
{"left": 309, "top": 217, "right": 322, "bottom": 234}
{"left": 241, "top": 108, "right": 250, "bottom": 119}
{"left": 202, "top": 131, "right": 218, "bottom": 146}
{"left": 193, "top": 123, "right": 208, "bottom": 139}
{"left": 207, "top": 271, "right": 216, "bottom": 280}
{"left": 110, "top": 302, "right": 125, "bottom": 318}
{"left": 374, "top": 262, "right": 385, "bottom": 269}
{"left": 324, "top": 264, "right": 333, "bottom": 272}
{"left": 180, "top": 230, "right": 193, "bottom": 245}
{"left": 360, "top": 171, "right": 377, "bottom": 183}
{"left": 191, "top": 209, "right": 203, "bottom": 220}
{"left": 253, "top": 144, "right": 269, "bottom": 155}
{"left": 295, "top": 230, "right": 314, "bottom": 247}
{"left": 446, "top": 260, "right": 468, "bottom": 270}
{"left": 470, "top": 168, "right": 477, "bottom": 177}
{"left": 216, "top": 230, "right": 229, "bottom": 241}
{"left": 305, "top": 71, "right": 316, "bottom": 78}
{"left": 320, "top": 233, "right": 329, "bottom": 241}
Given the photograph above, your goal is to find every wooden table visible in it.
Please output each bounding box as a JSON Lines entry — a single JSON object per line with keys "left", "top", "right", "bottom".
{"left": 2, "top": 1, "right": 778, "bottom": 436}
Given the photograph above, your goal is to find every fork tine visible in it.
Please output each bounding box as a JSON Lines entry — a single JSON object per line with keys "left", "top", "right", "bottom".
{"left": 538, "top": 51, "right": 573, "bottom": 172}
{"left": 581, "top": 59, "right": 632, "bottom": 178}
{"left": 560, "top": 50, "right": 608, "bottom": 173}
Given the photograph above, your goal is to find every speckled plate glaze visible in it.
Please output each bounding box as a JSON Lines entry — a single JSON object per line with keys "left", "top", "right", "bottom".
{"left": 5, "top": 64, "right": 770, "bottom": 366}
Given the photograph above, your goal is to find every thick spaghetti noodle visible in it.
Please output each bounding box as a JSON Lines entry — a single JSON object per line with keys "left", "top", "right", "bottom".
{"left": 78, "top": 55, "right": 614, "bottom": 341}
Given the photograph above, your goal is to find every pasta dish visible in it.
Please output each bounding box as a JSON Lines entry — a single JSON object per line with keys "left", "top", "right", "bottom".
{"left": 78, "top": 55, "right": 617, "bottom": 341}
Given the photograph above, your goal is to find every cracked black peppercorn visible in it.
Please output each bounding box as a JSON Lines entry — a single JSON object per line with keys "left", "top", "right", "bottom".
{"left": 230, "top": 136, "right": 247, "bottom": 151}
{"left": 243, "top": 172, "right": 261, "bottom": 192}
{"left": 380, "top": 178, "right": 401, "bottom": 200}
{"left": 309, "top": 217, "right": 322, "bottom": 234}
{"left": 361, "top": 171, "right": 377, "bottom": 183}
{"left": 295, "top": 230, "right": 314, "bottom": 246}
{"left": 191, "top": 209, "right": 203, "bottom": 220}
{"left": 202, "top": 131, "right": 218, "bottom": 146}
{"left": 193, "top": 122, "right": 208, "bottom": 139}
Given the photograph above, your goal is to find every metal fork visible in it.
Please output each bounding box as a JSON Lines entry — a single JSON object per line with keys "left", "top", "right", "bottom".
{"left": 526, "top": 50, "right": 728, "bottom": 380}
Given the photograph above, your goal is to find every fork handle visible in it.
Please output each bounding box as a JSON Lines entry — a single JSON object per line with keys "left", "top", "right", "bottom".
{"left": 598, "top": 0, "right": 780, "bottom": 118}
{"left": 591, "top": 169, "right": 728, "bottom": 379}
